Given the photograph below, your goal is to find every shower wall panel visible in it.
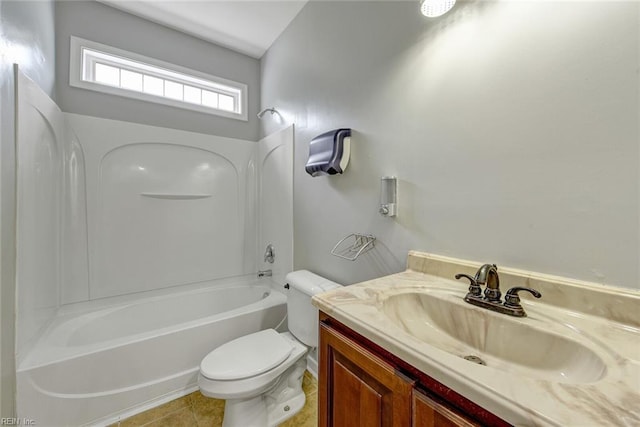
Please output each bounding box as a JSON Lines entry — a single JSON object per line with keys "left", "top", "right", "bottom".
{"left": 60, "top": 121, "right": 90, "bottom": 304}
{"left": 256, "top": 126, "right": 294, "bottom": 284}
{"left": 65, "top": 115, "right": 255, "bottom": 300}
{"left": 15, "top": 71, "right": 64, "bottom": 357}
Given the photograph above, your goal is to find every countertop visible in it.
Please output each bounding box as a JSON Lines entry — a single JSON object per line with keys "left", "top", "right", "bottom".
{"left": 312, "top": 251, "right": 640, "bottom": 427}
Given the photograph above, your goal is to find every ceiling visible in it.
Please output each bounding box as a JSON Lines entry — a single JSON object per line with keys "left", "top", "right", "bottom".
{"left": 98, "top": 0, "right": 308, "bottom": 58}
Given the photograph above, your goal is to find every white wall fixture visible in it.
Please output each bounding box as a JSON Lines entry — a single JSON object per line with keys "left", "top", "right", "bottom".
{"left": 420, "top": 0, "right": 456, "bottom": 17}
{"left": 379, "top": 176, "right": 397, "bottom": 217}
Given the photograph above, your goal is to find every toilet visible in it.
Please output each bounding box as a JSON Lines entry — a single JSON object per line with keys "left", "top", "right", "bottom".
{"left": 198, "top": 270, "right": 341, "bottom": 427}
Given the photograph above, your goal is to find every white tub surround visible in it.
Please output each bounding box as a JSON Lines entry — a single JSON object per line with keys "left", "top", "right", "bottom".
{"left": 65, "top": 114, "right": 256, "bottom": 301}
{"left": 312, "top": 251, "right": 640, "bottom": 427}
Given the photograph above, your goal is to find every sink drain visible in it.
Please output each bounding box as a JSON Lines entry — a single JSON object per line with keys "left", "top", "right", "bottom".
{"left": 463, "top": 355, "right": 486, "bottom": 365}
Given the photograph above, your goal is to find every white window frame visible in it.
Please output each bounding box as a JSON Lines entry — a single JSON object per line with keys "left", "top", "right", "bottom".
{"left": 69, "top": 36, "right": 248, "bottom": 121}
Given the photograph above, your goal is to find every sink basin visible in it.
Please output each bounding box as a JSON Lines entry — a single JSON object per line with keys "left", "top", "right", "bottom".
{"left": 381, "top": 290, "right": 607, "bottom": 384}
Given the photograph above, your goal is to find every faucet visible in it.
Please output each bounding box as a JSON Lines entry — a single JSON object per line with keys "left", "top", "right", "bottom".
{"left": 475, "top": 263, "right": 501, "bottom": 302}
{"left": 455, "top": 264, "right": 541, "bottom": 317}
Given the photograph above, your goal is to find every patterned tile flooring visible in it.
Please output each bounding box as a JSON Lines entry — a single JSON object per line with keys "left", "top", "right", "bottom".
{"left": 110, "top": 371, "right": 317, "bottom": 427}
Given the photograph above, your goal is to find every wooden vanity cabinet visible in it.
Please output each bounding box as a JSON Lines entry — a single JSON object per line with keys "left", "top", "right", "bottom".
{"left": 319, "top": 312, "right": 511, "bottom": 427}
{"left": 318, "top": 315, "right": 414, "bottom": 427}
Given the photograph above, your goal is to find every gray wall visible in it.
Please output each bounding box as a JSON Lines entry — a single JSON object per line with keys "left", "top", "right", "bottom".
{"left": 0, "top": 0, "right": 56, "bottom": 416}
{"left": 56, "top": 0, "right": 260, "bottom": 141}
{"left": 261, "top": 1, "right": 639, "bottom": 289}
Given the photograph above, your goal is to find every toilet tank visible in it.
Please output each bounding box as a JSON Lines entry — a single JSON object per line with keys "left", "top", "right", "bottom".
{"left": 286, "top": 270, "right": 342, "bottom": 347}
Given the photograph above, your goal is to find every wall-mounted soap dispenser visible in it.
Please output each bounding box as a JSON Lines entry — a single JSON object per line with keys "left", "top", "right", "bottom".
{"left": 379, "top": 176, "right": 397, "bottom": 217}
{"left": 305, "top": 128, "right": 351, "bottom": 176}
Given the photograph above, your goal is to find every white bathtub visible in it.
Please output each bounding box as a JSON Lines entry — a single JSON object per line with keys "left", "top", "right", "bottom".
{"left": 17, "top": 277, "right": 287, "bottom": 427}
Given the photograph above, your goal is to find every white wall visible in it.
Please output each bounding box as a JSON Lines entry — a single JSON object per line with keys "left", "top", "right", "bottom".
{"left": 261, "top": 1, "right": 639, "bottom": 289}
{"left": 0, "top": 0, "right": 56, "bottom": 416}
{"left": 55, "top": 0, "right": 261, "bottom": 141}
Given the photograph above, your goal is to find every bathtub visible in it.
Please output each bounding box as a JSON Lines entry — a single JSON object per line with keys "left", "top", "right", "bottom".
{"left": 16, "top": 277, "right": 287, "bottom": 427}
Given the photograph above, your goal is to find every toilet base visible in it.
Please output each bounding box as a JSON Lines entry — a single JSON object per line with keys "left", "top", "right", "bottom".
{"left": 222, "top": 396, "right": 268, "bottom": 427}
{"left": 267, "top": 392, "right": 305, "bottom": 426}
{"left": 220, "top": 357, "right": 307, "bottom": 427}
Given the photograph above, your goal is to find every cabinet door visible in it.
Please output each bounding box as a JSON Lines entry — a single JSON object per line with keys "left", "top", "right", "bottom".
{"left": 319, "top": 322, "right": 414, "bottom": 427}
{"left": 413, "top": 389, "right": 479, "bottom": 427}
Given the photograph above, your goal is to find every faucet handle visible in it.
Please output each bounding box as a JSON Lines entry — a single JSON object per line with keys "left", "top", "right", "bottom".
{"left": 455, "top": 273, "right": 482, "bottom": 298}
{"left": 504, "top": 287, "right": 542, "bottom": 308}
{"left": 264, "top": 244, "right": 275, "bottom": 264}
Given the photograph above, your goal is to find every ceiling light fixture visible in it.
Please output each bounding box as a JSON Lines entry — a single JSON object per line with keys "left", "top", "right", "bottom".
{"left": 420, "top": 0, "right": 456, "bottom": 18}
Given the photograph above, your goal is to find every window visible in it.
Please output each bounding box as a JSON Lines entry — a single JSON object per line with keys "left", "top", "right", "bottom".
{"left": 69, "top": 36, "right": 248, "bottom": 121}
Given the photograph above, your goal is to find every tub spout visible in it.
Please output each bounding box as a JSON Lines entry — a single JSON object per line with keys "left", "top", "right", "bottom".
{"left": 258, "top": 269, "right": 272, "bottom": 278}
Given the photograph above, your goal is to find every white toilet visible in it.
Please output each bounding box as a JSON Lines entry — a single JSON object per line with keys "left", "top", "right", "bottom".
{"left": 198, "top": 270, "right": 341, "bottom": 427}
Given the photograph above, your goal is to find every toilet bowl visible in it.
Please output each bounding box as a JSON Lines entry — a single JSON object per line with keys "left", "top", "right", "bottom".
{"left": 198, "top": 270, "right": 341, "bottom": 427}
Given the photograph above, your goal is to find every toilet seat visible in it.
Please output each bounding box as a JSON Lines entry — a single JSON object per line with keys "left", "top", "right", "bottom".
{"left": 201, "top": 329, "right": 293, "bottom": 380}
{"left": 198, "top": 331, "right": 307, "bottom": 400}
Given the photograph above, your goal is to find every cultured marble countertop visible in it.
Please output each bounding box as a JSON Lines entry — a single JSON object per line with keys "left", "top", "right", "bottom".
{"left": 312, "top": 251, "right": 640, "bottom": 427}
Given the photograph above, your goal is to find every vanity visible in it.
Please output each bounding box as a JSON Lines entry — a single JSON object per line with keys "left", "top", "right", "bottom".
{"left": 312, "top": 251, "right": 640, "bottom": 426}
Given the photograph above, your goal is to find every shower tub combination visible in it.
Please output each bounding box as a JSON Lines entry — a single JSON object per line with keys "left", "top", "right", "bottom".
{"left": 15, "top": 72, "right": 294, "bottom": 426}
{"left": 17, "top": 278, "right": 286, "bottom": 426}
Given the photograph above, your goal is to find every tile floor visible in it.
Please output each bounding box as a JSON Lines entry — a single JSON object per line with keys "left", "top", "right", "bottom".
{"left": 110, "top": 371, "right": 318, "bottom": 427}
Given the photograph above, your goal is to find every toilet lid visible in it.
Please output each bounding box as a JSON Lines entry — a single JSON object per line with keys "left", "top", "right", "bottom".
{"left": 200, "top": 329, "right": 293, "bottom": 380}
